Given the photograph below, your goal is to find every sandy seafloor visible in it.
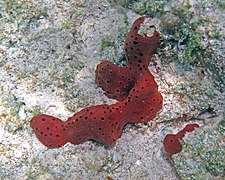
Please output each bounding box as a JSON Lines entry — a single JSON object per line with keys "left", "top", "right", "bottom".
{"left": 0, "top": 0, "right": 224, "bottom": 179}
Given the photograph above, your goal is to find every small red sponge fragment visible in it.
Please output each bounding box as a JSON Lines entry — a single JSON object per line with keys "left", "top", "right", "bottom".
{"left": 163, "top": 124, "right": 199, "bottom": 160}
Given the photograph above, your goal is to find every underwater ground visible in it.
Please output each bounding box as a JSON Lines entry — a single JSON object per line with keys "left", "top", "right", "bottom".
{"left": 0, "top": 0, "right": 224, "bottom": 179}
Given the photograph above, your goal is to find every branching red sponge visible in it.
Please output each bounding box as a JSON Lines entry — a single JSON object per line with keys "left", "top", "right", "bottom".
{"left": 163, "top": 124, "right": 199, "bottom": 160}
{"left": 95, "top": 16, "right": 160, "bottom": 101}
{"left": 30, "top": 16, "right": 163, "bottom": 148}
{"left": 30, "top": 71, "right": 162, "bottom": 148}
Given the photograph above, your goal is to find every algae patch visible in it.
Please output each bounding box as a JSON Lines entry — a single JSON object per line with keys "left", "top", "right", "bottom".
{"left": 173, "top": 120, "right": 225, "bottom": 179}
{"left": 1, "top": 0, "right": 48, "bottom": 41}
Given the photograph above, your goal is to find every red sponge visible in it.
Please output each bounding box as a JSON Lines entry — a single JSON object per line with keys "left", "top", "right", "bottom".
{"left": 30, "top": 16, "right": 163, "bottom": 148}
{"left": 163, "top": 124, "right": 199, "bottom": 160}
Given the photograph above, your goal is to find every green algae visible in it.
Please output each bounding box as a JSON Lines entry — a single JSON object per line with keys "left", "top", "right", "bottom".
{"left": 106, "top": 0, "right": 224, "bottom": 91}
{"left": 110, "top": 0, "right": 134, "bottom": 8}
{"left": 0, "top": 86, "right": 42, "bottom": 133}
{"left": 100, "top": 26, "right": 128, "bottom": 66}
{"left": 101, "top": 36, "right": 114, "bottom": 50}
{"left": 177, "top": 33, "right": 202, "bottom": 64}
{"left": 1, "top": 0, "right": 48, "bottom": 40}
{"left": 157, "top": 1, "right": 224, "bottom": 91}
{"left": 177, "top": 81, "right": 216, "bottom": 101}
{"left": 132, "top": 0, "right": 165, "bottom": 16}
{"left": 83, "top": 151, "right": 122, "bottom": 174}
{"left": 26, "top": 158, "right": 52, "bottom": 180}
{"left": 70, "top": 60, "right": 85, "bottom": 71}
{"left": 0, "top": 93, "right": 24, "bottom": 133}
{"left": 65, "top": 87, "right": 96, "bottom": 112}
{"left": 160, "top": 3, "right": 205, "bottom": 65}
{"left": 218, "top": 118, "right": 225, "bottom": 134}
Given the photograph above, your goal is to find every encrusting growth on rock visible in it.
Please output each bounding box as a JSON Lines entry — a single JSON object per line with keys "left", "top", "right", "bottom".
{"left": 30, "top": 16, "right": 163, "bottom": 148}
